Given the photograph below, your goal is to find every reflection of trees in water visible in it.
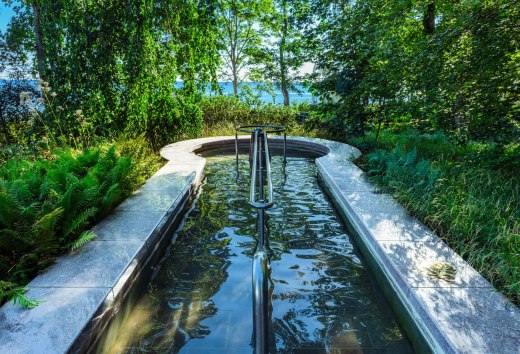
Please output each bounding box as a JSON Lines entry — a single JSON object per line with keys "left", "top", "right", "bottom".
{"left": 266, "top": 158, "right": 411, "bottom": 352}
{"left": 127, "top": 160, "right": 248, "bottom": 352}
{"left": 118, "top": 156, "right": 411, "bottom": 353}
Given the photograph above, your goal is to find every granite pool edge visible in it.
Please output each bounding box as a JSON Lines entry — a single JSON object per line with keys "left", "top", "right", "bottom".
{"left": 0, "top": 135, "right": 518, "bottom": 354}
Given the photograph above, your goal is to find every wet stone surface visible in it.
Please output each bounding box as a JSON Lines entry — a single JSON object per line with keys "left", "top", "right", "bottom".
{"left": 108, "top": 156, "right": 413, "bottom": 353}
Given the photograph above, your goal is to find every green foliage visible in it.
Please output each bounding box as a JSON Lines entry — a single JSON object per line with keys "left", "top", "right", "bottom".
{"left": 0, "top": 281, "right": 43, "bottom": 309}
{"left": 366, "top": 147, "right": 443, "bottom": 209}
{"left": 68, "top": 231, "right": 96, "bottom": 251}
{"left": 199, "top": 95, "right": 311, "bottom": 136}
{"left": 251, "top": 0, "right": 307, "bottom": 106}
{"left": 0, "top": 138, "right": 162, "bottom": 307}
{"left": 216, "top": 0, "right": 272, "bottom": 95}
{"left": 3, "top": 1, "right": 220, "bottom": 149}
{"left": 358, "top": 130, "right": 520, "bottom": 304}
{"left": 304, "top": 0, "right": 520, "bottom": 142}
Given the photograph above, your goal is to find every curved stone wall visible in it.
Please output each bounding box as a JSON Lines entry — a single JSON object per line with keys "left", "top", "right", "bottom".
{"left": 0, "top": 136, "right": 517, "bottom": 354}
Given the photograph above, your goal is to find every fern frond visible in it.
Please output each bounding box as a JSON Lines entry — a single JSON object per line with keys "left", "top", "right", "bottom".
{"left": 65, "top": 173, "right": 80, "bottom": 190}
{"left": 0, "top": 281, "right": 44, "bottom": 309}
{"left": 19, "top": 202, "right": 41, "bottom": 220}
{"left": 63, "top": 207, "right": 98, "bottom": 238}
{"left": 79, "top": 186, "right": 100, "bottom": 208}
{"left": 0, "top": 190, "right": 19, "bottom": 227}
{"left": 93, "top": 146, "right": 117, "bottom": 180}
{"left": 102, "top": 183, "right": 121, "bottom": 209}
{"left": 32, "top": 207, "right": 63, "bottom": 242}
{"left": 107, "top": 157, "right": 131, "bottom": 186}
{"left": 68, "top": 230, "right": 96, "bottom": 251}
{"left": 76, "top": 148, "right": 100, "bottom": 171}
{"left": 8, "top": 180, "right": 33, "bottom": 206}
{"left": 59, "top": 178, "right": 80, "bottom": 213}
{"left": 44, "top": 169, "right": 68, "bottom": 194}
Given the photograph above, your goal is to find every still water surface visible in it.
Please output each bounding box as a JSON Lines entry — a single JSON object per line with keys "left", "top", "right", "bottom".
{"left": 109, "top": 156, "right": 413, "bottom": 353}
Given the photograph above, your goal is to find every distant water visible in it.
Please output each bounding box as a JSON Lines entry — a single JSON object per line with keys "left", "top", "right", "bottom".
{"left": 1, "top": 80, "right": 315, "bottom": 105}
{"left": 210, "top": 81, "right": 316, "bottom": 105}
{"left": 0, "top": 80, "right": 38, "bottom": 88}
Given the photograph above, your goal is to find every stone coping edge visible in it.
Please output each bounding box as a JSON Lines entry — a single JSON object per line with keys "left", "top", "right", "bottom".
{"left": 314, "top": 142, "right": 520, "bottom": 354}
{"left": 318, "top": 170, "right": 442, "bottom": 353}
{"left": 1, "top": 136, "right": 517, "bottom": 354}
{"left": 72, "top": 181, "right": 195, "bottom": 353}
{"left": 0, "top": 161, "right": 201, "bottom": 354}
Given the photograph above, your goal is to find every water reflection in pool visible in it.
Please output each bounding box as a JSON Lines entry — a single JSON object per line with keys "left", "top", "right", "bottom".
{"left": 109, "top": 156, "right": 413, "bottom": 353}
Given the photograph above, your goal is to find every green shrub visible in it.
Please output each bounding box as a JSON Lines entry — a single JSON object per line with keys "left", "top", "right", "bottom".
{"left": 0, "top": 138, "right": 161, "bottom": 307}
{"left": 199, "top": 95, "right": 310, "bottom": 136}
{"left": 366, "top": 147, "right": 444, "bottom": 216}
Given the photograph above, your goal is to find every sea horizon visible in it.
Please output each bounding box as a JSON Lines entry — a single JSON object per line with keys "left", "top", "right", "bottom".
{"left": 1, "top": 80, "right": 316, "bottom": 105}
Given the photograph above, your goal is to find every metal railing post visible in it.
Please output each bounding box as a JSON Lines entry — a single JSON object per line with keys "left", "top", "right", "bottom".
{"left": 252, "top": 249, "right": 268, "bottom": 353}
{"left": 235, "top": 124, "right": 285, "bottom": 354}
{"left": 235, "top": 131, "right": 239, "bottom": 165}
{"left": 283, "top": 131, "right": 287, "bottom": 163}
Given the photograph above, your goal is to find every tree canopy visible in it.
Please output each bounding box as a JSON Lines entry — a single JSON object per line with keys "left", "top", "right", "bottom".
{"left": 1, "top": 0, "right": 518, "bottom": 143}
{"left": 302, "top": 0, "right": 519, "bottom": 140}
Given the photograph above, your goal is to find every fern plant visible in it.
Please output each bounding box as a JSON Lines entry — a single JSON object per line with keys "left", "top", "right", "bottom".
{"left": 0, "top": 141, "right": 154, "bottom": 308}
{"left": 0, "top": 281, "right": 43, "bottom": 309}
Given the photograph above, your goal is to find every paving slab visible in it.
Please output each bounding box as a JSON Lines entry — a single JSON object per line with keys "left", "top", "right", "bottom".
{"left": 358, "top": 211, "right": 439, "bottom": 243}
{"left": 29, "top": 240, "right": 147, "bottom": 288}
{"left": 378, "top": 241, "right": 492, "bottom": 289}
{"left": 91, "top": 211, "right": 165, "bottom": 242}
{"left": 115, "top": 187, "right": 182, "bottom": 212}
{"left": 342, "top": 191, "right": 403, "bottom": 213}
{"left": 412, "top": 287, "right": 520, "bottom": 354}
{"left": 0, "top": 286, "right": 111, "bottom": 354}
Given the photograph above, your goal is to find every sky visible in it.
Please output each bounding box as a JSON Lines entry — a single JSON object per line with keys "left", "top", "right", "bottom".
{"left": 0, "top": 2, "right": 16, "bottom": 33}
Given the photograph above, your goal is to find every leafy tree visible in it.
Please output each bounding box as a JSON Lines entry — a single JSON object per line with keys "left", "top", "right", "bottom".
{"left": 253, "top": 0, "right": 306, "bottom": 106}
{"left": 304, "top": 0, "right": 519, "bottom": 142}
{"left": 216, "top": 0, "right": 271, "bottom": 95}
{"left": 2, "top": 0, "right": 220, "bottom": 148}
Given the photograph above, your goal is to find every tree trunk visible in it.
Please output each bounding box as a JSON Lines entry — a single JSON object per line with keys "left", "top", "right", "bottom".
{"left": 280, "top": 2, "right": 289, "bottom": 106}
{"left": 231, "top": 39, "right": 238, "bottom": 96}
{"left": 281, "top": 84, "right": 289, "bottom": 106}
{"left": 32, "top": 2, "right": 46, "bottom": 82}
{"left": 423, "top": 1, "right": 435, "bottom": 35}
{"left": 280, "top": 37, "right": 289, "bottom": 106}
{"left": 232, "top": 67, "right": 238, "bottom": 96}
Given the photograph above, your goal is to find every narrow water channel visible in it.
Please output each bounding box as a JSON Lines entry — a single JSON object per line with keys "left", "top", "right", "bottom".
{"left": 109, "top": 155, "right": 413, "bottom": 353}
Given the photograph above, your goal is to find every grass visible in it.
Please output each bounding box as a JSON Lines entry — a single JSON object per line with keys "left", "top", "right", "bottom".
{"left": 349, "top": 129, "right": 520, "bottom": 304}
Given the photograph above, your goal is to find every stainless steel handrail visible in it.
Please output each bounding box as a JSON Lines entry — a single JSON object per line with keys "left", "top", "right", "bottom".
{"left": 234, "top": 125, "right": 283, "bottom": 354}
{"left": 252, "top": 248, "right": 269, "bottom": 354}
{"left": 235, "top": 124, "right": 287, "bottom": 168}
{"left": 250, "top": 127, "right": 276, "bottom": 354}
{"left": 249, "top": 129, "right": 274, "bottom": 209}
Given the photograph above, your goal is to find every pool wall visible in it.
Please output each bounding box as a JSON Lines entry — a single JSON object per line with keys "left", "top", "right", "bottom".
{"left": 0, "top": 136, "right": 518, "bottom": 353}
